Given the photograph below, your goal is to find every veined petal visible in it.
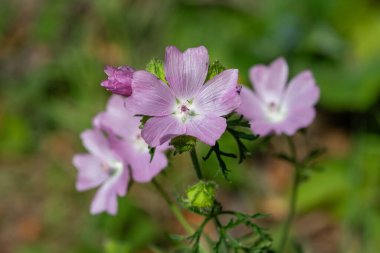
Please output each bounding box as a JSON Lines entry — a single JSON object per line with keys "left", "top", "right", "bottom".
{"left": 283, "top": 70, "right": 320, "bottom": 110}
{"left": 73, "top": 154, "right": 108, "bottom": 191}
{"left": 249, "top": 57, "right": 288, "bottom": 103}
{"left": 185, "top": 115, "right": 226, "bottom": 146}
{"left": 81, "top": 129, "right": 118, "bottom": 163}
{"left": 141, "top": 115, "right": 186, "bottom": 147}
{"left": 194, "top": 69, "right": 240, "bottom": 116}
{"left": 165, "top": 46, "right": 209, "bottom": 99}
{"left": 125, "top": 70, "right": 175, "bottom": 116}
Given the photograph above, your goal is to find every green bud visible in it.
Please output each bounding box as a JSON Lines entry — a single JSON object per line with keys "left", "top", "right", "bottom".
{"left": 146, "top": 58, "right": 166, "bottom": 83}
{"left": 169, "top": 135, "right": 197, "bottom": 154}
{"left": 185, "top": 181, "right": 216, "bottom": 208}
{"left": 206, "top": 60, "right": 226, "bottom": 81}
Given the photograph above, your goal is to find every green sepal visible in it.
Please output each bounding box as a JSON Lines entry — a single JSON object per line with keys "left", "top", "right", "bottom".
{"left": 169, "top": 135, "right": 197, "bottom": 155}
{"left": 146, "top": 58, "right": 166, "bottom": 82}
{"left": 206, "top": 60, "right": 226, "bottom": 81}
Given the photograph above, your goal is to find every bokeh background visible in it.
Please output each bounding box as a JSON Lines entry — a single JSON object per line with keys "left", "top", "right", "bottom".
{"left": 1, "top": 0, "right": 380, "bottom": 252}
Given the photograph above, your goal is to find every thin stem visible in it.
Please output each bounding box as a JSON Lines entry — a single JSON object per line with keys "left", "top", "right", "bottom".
{"left": 190, "top": 147, "right": 203, "bottom": 179}
{"left": 152, "top": 179, "right": 194, "bottom": 234}
{"left": 278, "top": 137, "right": 300, "bottom": 253}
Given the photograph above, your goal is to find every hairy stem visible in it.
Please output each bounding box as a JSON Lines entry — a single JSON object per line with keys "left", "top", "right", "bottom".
{"left": 190, "top": 147, "right": 203, "bottom": 179}
{"left": 278, "top": 137, "right": 300, "bottom": 253}
{"left": 152, "top": 178, "right": 194, "bottom": 234}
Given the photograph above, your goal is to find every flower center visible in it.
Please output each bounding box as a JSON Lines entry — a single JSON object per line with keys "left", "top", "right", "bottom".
{"left": 174, "top": 99, "right": 196, "bottom": 123}
{"left": 102, "top": 160, "right": 123, "bottom": 177}
{"left": 265, "top": 102, "right": 287, "bottom": 123}
{"left": 133, "top": 134, "right": 149, "bottom": 153}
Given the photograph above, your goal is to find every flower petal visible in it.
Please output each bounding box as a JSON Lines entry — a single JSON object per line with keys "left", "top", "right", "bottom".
{"left": 90, "top": 170, "right": 128, "bottom": 215}
{"left": 90, "top": 182, "right": 118, "bottom": 215}
{"left": 73, "top": 154, "right": 108, "bottom": 191}
{"left": 283, "top": 70, "right": 320, "bottom": 110}
{"left": 185, "top": 115, "right": 226, "bottom": 146}
{"left": 277, "top": 107, "right": 316, "bottom": 135}
{"left": 80, "top": 129, "right": 118, "bottom": 163}
{"left": 125, "top": 70, "right": 175, "bottom": 116}
{"left": 129, "top": 151, "right": 168, "bottom": 183}
{"left": 236, "top": 86, "right": 267, "bottom": 120}
{"left": 249, "top": 57, "right": 288, "bottom": 103}
{"left": 194, "top": 69, "right": 240, "bottom": 116}
{"left": 94, "top": 95, "right": 140, "bottom": 139}
{"left": 165, "top": 46, "right": 209, "bottom": 99}
{"left": 142, "top": 115, "right": 186, "bottom": 147}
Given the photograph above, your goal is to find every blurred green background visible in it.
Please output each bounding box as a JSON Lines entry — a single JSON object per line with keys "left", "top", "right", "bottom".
{"left": 1, "top": 0, "right": 380, "bottom": 252}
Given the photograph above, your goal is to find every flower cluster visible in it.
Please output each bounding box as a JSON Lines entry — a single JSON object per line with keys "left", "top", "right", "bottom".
{"left": 73, "top": 46, "right": 320, "bottom": 215}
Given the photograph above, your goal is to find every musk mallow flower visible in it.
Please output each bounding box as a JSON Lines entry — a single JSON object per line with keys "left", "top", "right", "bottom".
{"left": 237, "top": 57, "right": 320, "bottom": 136}
{"left": 94, "top": 95, "right": 168, "bottom": 183}
{"left": 101, "top": 66, "right": 135, "bottom": 96}
{"left": 73, "top": 95, "right": 169, "bottom": 215}
{"left": 72, "top": 128, "right": 129, "bottom": 215}
{"left": 125, "top": 46, "right": 241, "bottom": 147}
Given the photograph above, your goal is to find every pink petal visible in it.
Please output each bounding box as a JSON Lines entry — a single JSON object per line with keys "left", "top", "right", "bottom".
{"left": 90, "top": 182, "right": 118, "bottom": 215}
{"left": 90, "top": 170, "right": 128, "bottom": 215}
{"left": 129, "top": 151, "right": 168, "bottom": 183}
{"left": 141, "top": 115, "right": 186, "bottom": 147}
{"left": 276, "top": 107, "right": 316, "bottom": 135}
{"left": 249, "top": 57, "right": 288, "bottom": 103}
{"left": 94, "top": 95, "right": 140, "bottom": 139}
{"left": 250, "top": 120, "right": 275, "bottom": 136}
{"left": 194, "top": 69, "right": 240, "bottom": 116}
{"left": 236, "top": 86, "right": 266, "bottom": 120}
{"left": 185, "top": 115, "right": 226, "bottom": 146}
{"left": 81, "top": 129, "right": 118, "bottom": 163}
{"left": 283, "top": 70, "right": 320, "bottom": 110}
{"left": 73, "top": 154, "right": 108, "bottom": 191}
{"left": 165, "top": 46, "right": 209, "bottom": 99}
{"left": 125, "top": 70, "right": 175, "bottom": 116}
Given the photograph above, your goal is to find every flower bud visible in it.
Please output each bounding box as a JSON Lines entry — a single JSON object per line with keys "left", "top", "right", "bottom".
{"left": 101, "top": 66, "right": 134, "bottom": 97}
{"left": 169, "top": 135, "right": 197, "bottom": 154}
{"left": 185, "top": 181, "right": 216, "bottom": 208}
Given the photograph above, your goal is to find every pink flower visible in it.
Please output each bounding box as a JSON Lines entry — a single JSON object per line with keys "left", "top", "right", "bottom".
{"left": 94, "top": 95, "right": 168, "bottom": 182}
{"left": 125, "top": 46, "right": 241, "bottom": 147}
{"left": 101, "top": 66, "right": 134, "bottom": 97}
{"left": 73, "top": 129, "right": 129, "bottom": 215}
{"left": 237, "top": 57, "right": 320, "bottom": 136}
{"left": 73, "top": 95, "right": 169, "bottom": 215}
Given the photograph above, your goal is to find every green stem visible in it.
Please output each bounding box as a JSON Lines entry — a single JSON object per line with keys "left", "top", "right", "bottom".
{"left": 152, "top": 179, "right": 194, "bottom": 234}
{"left": 278, "top": 137, "right": 300, "bottom": 253}
{"left": 190, "top": 147, "right": 203, "bottom": 179}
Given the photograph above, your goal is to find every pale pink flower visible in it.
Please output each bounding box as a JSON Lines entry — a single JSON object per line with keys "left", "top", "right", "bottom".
{"left": 237, "top": 57, "right": 320, "bottom": 136}
{"left": 101, "top": 66, "right": 134, "bottom": 96}
{"left": 125, "top": 46, "right": 241, "bottom": 147}
{"left": 94, "top": 95, "right": 168, "bottom": 182}
{"left": 73, "top": 96, "right": 169, "bottom": 215}
{"left": 73, "top": 129, "right": 129, "bottom": 215}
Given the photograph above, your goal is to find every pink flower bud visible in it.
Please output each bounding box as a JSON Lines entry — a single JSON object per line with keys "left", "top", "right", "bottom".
{"left": 101, "top": 66, "right": 134, "bottom": 97}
